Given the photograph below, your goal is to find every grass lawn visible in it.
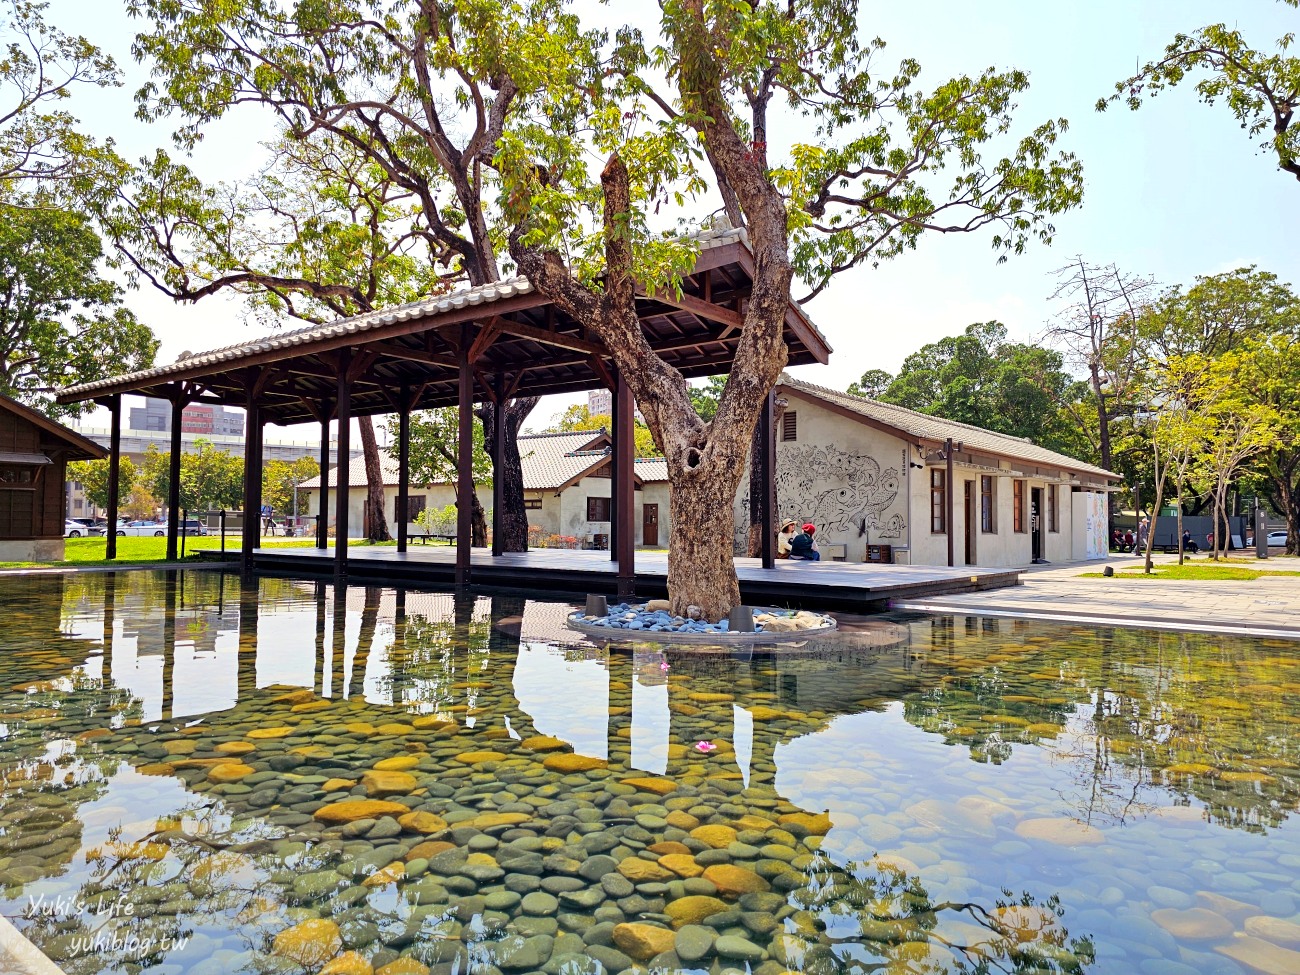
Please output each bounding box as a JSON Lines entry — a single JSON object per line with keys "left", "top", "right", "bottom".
{"left": 1080, "top": 562, "right": 1300, "bottom": 581}
{"left": 0, "top": 535, "right": 319, "bottom": 569}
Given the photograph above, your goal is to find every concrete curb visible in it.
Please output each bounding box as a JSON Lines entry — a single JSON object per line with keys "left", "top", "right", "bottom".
{"left": 0, "top": 561, "right": 230, "bottom": 577}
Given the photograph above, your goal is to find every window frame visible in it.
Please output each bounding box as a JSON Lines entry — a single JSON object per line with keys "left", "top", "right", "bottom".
{"left": 781, "top": 410, "right": 797, "bottom": 442}
{"left": 587, "top": 496, "right": 612, "bottom": 522}
{"left": 1013, "top": 480, "right": 1026, "bottom": 533}
{"left": 930, "top": 469, "right": 947, "bottom": 534}
{"left": 1048, "top": 484, "right": 1059, "bottom": 533}
{"left": 398, "top": 494, "right": 427, "bottom": 522}
{"left": 980, "top": 475, "right": 996, "bottom": 533}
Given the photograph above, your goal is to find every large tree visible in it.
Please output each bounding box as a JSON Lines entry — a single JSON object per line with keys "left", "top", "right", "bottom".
{"left": 0, "top": 205, "right": 157, "bottom": 415}
{"left": 860, "top": 321, "right": 1090, "bottom": 457}
{"left": 1100, "top": 0, "right": 1300, "bottom": 186}
{"left": 141, "top": 439, "right": 244, "bottom": 513}
{"left": 111, "top": 0, "right": 588, "bottom": 548}
{"left": 68, "top": 455, "right": 138, "bottom": 514}
{"left": 503, "top": 0, "right": 1083, "bottom": 617}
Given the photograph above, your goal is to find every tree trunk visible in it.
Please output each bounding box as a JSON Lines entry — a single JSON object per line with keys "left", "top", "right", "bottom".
{"left": 356, "top": 416, "right": 391, "bottom": 542}
{"left": 478, "top": 396, "right": 540, "bottom": 552}
{"left": 1176, "top": 477, "right": 1186, "bottom": 566}
{"left": 1092, "top": 369, "right": 1114, "bottom": 524}
{"left": 471, "top": 490, "right": 487, "bottom": 548}
{"left": 668, "top": 453, "right": 747, "bottom": 620}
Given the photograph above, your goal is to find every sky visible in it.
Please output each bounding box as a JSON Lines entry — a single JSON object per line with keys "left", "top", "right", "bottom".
{"left": 52, "top": 0, "right": 1299, "bottom": 439}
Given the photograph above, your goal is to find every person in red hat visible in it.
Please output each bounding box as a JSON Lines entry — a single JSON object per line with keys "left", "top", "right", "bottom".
{"left": 789, "top": 522, "right": 821, "bottom": 561}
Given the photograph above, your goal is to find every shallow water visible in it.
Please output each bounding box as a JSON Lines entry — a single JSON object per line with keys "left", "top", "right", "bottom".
{"left": 0, "top": 571, "right": 1298, "bottom": 975}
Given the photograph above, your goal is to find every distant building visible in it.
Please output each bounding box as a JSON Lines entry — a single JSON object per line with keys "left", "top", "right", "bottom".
{"left": 587, "top": 389, "right": 611, "bottom": 416}
{"left": 0, "top": 393, "right": 105, "bottom": 560}
{"left": 130, "top": 396, "right": 245, "bottom": 437}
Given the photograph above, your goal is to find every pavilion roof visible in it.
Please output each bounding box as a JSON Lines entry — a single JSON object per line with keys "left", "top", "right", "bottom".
{"left": 57, "top": 228, "right": 831, "bottom": 425}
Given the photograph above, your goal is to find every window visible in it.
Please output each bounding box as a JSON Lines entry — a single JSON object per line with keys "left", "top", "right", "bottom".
{"left": 980, "top": 475, "right": 996, "bottom": 533}
{"left": 524, "top": 493, "right": 543, "bottom": 511}
{"left": 587, "top": 496, "right": 612, "bottom": 521}
{"left": 930, "top": 469, "right": 946, "bottom": 533}
{"left": 1048, "top": 484, "right": 1059, "bottom": 532}
{"left": 781, "top": 411, "right": 797, "bottom": 442}
{"left": 1013, "top": 480, "right": 1026, "bottom": 533}
{"left": 398, "top": 494, "right": 427, "bottom": 522}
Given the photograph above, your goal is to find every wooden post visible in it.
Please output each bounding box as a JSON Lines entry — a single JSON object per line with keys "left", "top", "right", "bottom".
{"left": 945, "top": 437, "right": 955, "bottom": 568}
{"left": 166, "top": 394, "right": 184, "bottom": 561}
{"left": 396, "top": 383, "right": 410, "bottom": 554}
{"left": 614, "top": 371, "right": 635, "bottom": 597}
{"left": 241, "top": 389, "right": 264, "bottom": 574}
{"left": 758, "top": 391, "right": 776, "bottom": 569}
{"left": 491, "top": 373, "right": 507, "bottom": 557}
{"left": 317, "top": 408, "right": 330, "bottom": 549}
{"left": 609, "top": 370, "right": 619, "bottom": 563}
{"left": 105, "top": 395, "right": 121, "bottom": 560}
{"left": 456, "top": 332, "right": 473, "bottom": 587}
{"left": 335, "top": 350, "right": 352, "bottom": 582}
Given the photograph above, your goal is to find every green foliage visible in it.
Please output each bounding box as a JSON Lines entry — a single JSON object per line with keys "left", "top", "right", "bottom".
{"left": 867, "top": 321, "right": 1091, "bottom": 458}
{"left": 68, "top": 456, "right": 137, "bottom": 512}
{"left": 1101, "top": 3, "right": 1300, "bottom": 184}
{"left": 141, "top": 439, "right": 244, "bottom": 512}
{"left": 395, "top": 409, "right": 493, "bottom": 489}
{"left": 262, "top": 457, "right": 319, "bottom": 516}
{"left": 547, "top": 404, "right": 660, "bottom": 457}
{"left": 1140, "top": 267, "right": 1300, "bottom": 361}
{"left": 415, "top": 504, "right": 458, "bottom": 537}
{"left": 846, "top": 369, "right": 894, "bottom": 399}
{"left": 687, "top": 376, "right": 728, "bottom": 422}
{"left": 0, "top": 206, "right": 157, "bottom": 415}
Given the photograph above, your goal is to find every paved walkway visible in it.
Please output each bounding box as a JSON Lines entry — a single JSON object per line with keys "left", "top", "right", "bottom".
{"left": 898, "top": 554, "right": 1300, "bottom": 640}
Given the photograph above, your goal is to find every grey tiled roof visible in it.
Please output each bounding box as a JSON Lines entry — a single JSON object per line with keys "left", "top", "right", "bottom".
{"left": 59, "top": 227, "right": 750, "bottom": 400}
{"left": 780, "top": 375, "right": 1120, "bottom": 481}
{"left": 299, "top": 429, "right": 671, "bottom": 491}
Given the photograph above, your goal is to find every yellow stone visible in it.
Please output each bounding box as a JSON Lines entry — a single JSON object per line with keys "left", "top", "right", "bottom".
{"left": 376, "top": 723, "right": 416, "bottom": 735}
{"left": 731, "top": 814, "right": 776, "bottom": 832}
{"left": 663, "top": 895, "right": 729, "bottom": 928}
{"left": 747, "top": 706, "right": 786, "bottom": 721}
{"left": 687, "top": 692, "right": 733, "bottom": 703}
{"left": 521, "top": 735, "right": 568, "bottom": 752}
{"left": 374, "top": 755, "right": 421, "bottom": 771}
{"left": 621, "top": 777, "right": 678, "bottom": 796}
{"left": 665, "top": 810, "right": 699, "bottom": 830}
{"left": 702, "top": 863, "right": 770, "bottom": 898}
{"left": 778, "top": 812, "right": 832, "bottom": 835}
{"left": 411, "top": 715, "right": 454, "bottom": 730}
{"left": 647, "top": 841, "right": 691, "bottom": 856}
{"left": 247, "top": 726, "right": 294, "bottom": 739}
{"left": 1215, "top": 936, "right": 1300, "bottom": 975}
{"left": 1164, "top": 762, "right": 1217, "bottom": 777}
{"left": 1014, "top": 817, "right": 1106, "bottom": 846}
{"left": 162, "top": 739, "right": 197, "bottom": 755}
{"left": 398, "top": 811, "right": 448, "bottom": 834}
{"left": 137, "top": 763, "right": 176, "bottom": 776}
{"left": 320, "top": 951, "right": 374, "bottom": 975}
{"left": 455, "top": 750, "right": 508, "bottom": 764}
{"left": 542, "top": 753, "right": 607, "bottom": 773}
{"left": 408, "top": 840, "right": 456, "bottom": 860}
{"left": 323, "top": 778, "right": 356, "bottom": 792}
{"left": 658, "top": 853, "right": 703, "bottom": 878}
{"left": 376, "top": 960, "right": 430, "bottom": 975}
{"left": 272, "top": 689, "right": 317, "bottom": 705}
{"left": 1244, "top": 915, "right": 1300, "bottom": 948}
{"left": 214, "top": 741, "right": 256, "bottom": 756}
{"left": 345, "top": 722, "right": 377, "bottom": 734}
{"left": 617, "top": 857, "right": 676, "bottom": 882}
{"left": 612, "top": 922, "right": 677, "bottom": 960}
{"left": 363, "top": 863, "right": 406, "bottom": 887}
{"left": 290, "top": 745, "right": 332, "bottom": 758}
{"left": 314, "top": 800, "right": 409, "bottom": 825}
{"left": 291, "top": 700, "right": 332, "bottom": 713}
{"left": 272, "top": 918, "right": 342, "bottom": 968}
{"left": 1222, "top": 771, "right": 1275, "bottom": 784}
{"left": 1025, "top": 723, "right": 1061, "bottom": 736}
{"left": 690, "top": 824, "right": 738, "bottom": 849}
{"left": 207, "top": 763, "right": 254, "bottom": 783}
{"left": 1152, "top": 908, "right": 1233, "bottom": 941}
{"left": 361, "top": 770, "right": 418, "bottom": 797}
{"left": 470, "top": 812, "right": 531, "bottom": 829}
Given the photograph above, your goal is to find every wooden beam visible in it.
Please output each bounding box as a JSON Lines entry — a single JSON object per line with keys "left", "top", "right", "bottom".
{"left": 467, "top": 318, "right": 502, "bottom": 363}
{"left": 369, "top": 340, "right": 458, "bottom": 369}
{"left": 588, "top": 356, "right": 615, "bottom": 392}
{"left": 638, "top": 287, "right": 744, "bottom": 333}
{"left": 476, "top": 369, "right": 498, "bottom": 404}
{"left": 493, "top": 318, "right": 605, "bottom": 355}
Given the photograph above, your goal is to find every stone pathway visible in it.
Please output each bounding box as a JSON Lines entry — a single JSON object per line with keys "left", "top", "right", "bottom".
{"left": 898, "top": 554, "right": 1300, "bottom": 639}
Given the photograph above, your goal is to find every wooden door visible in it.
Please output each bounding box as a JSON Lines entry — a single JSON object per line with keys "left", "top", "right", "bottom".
{"left": 642, "top": 503, "right": 659, "bottom": 547}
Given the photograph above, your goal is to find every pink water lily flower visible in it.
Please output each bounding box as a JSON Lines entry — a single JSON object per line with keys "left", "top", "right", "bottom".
{"left": 660, "top": 660, "right": 670, "bottom": 671}
{"left": 695, "top": 741, "right": 717, "bottom": 753}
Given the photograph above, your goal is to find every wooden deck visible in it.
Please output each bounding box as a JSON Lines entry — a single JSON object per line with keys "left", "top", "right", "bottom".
{"left": 238, "top": 545, "right": 1022, "bottom": 611}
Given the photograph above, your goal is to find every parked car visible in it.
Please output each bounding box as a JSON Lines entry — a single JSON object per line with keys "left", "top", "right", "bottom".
{"left": 1267, "top": 530, "right": 1289, "bottom": 547}
{"left": 116, "top": 520, "right": 166, "bottom": 536}
{"left": 64, "top": 520, "right": 91, "bottom": 537}
{"left": 179, "top": 519, "right": 207, "bottom": 536}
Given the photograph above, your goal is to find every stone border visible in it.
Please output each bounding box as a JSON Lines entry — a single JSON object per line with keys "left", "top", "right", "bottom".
{"left": 566, "top": 609, "right": 838, "bottom": 645}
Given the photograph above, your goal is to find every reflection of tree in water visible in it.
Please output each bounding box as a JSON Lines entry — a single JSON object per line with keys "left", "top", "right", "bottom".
{"left": 785, "top": 852, "right": 1094, "bottom": 974}
{"left": 900, "top": 615, "right": 1300, "bottom": 833}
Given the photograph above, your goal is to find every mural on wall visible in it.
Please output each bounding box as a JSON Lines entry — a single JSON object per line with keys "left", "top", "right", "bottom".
{"left": 1084, "top": 490, "right": 1108, "bottom": 559}
{"left": 736, "top": 445, "right": 907, "bottom": 551}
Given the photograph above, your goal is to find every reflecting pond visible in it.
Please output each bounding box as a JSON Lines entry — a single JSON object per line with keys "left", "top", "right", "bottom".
{"left": 0, "top": 570, "right": 1298, "bottom": 975}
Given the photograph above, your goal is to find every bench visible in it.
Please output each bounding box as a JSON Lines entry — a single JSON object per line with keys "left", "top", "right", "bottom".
{"left": 413, "top": 532, "right": 457, "bottom": 545}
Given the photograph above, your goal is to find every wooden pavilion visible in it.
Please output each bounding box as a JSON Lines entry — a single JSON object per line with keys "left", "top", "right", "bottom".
{"left": 57, "top": 228, "right": 831, "bottom": 592}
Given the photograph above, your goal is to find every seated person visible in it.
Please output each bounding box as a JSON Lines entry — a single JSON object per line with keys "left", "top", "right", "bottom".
{"left": 1182, "top": 529, "right": 1198, "bottom": 553}
{"left": 777, "top": 518, "right": 798, "bottom": 559}
{"left": 789, "top": 523, "right": 821, "bottom": 561}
